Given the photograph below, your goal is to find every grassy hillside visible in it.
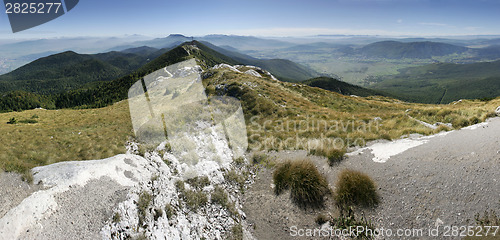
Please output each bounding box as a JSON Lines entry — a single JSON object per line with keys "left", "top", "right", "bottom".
{"left": 303, "top": 77, "right": 385, "bottom": 97}
{"left": 371, "top": 60, "right": 500, "bottom": 103}
{"left": 0, "top": 101, "right": 132, "bottom": 178}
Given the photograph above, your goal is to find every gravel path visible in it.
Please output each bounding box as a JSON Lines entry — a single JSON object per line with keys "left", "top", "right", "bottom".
{"left": 243, "top": 117, "right": 500, "bottom": 239}
{"left": 19, "top": 177, "right": 128, "bottom": 240}
{"left": 0, "top": 172, "right": 42, "bottom": 219}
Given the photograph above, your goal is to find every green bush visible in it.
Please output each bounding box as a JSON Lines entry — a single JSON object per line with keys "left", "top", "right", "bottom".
{"left": 334, "top": 169, "right": 379, "bottom": 208}
{"left": 273, "top": 159, "right": 330, "bottom": 208}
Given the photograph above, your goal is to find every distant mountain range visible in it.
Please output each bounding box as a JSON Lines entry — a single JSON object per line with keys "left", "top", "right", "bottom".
{"left": 355, "top": 41, "right": 469, "bottom": 59}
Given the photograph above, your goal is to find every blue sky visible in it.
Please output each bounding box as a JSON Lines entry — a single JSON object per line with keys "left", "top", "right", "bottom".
{"left": 0, "top": 0, "right": 499, "bottom": 38}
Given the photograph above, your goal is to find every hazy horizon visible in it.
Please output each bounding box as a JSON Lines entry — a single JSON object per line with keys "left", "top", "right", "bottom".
{"left": 1, "top": 0, "right": 499, "bottom": 39}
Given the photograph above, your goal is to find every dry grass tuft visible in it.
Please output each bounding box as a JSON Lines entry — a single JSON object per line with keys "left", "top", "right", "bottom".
{"left": 273, "top": 159, "right": 330, "bottom": 208}
{"left": 334, "top": 169, "right": 379, "bottom": 208}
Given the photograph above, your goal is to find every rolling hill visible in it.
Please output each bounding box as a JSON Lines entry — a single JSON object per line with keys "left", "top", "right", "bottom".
{"left": 0, "top": 49, "right": 157, "bottom": 95}
{"left": 303, "top": 77, "right": 385, "bottom": 97}
{"left": 370, "top": 60, "right": 500, "bottom": 103}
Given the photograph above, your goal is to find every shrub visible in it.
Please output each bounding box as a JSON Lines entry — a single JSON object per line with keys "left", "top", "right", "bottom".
{"left": 7, "top": 117, "right": 17, "bottom": 124}
{"left": 273, "top": 159, "right": 330, "bottom": 208}
{"left": 334, "top": 169, "right": 379, "bottom": 208}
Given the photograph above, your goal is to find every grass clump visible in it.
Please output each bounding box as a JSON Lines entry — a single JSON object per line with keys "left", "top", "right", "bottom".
{"left": 334, "top": 169, "right": 379, "bottom": 208}
{"left": 153, "top": 208, "right": 163, "bottom": 221}
{"left": 233, "top": 156, "right": 245, "bottom": 166}
{"left": 452, "top": 117, "right": 470, "bottom": 129}
{"left": 112, "top": 212, "right": 121, "bottom": 224}
{"left": 327, "top": 148, "right": 346, "bottom": 166}
{"left": 230, "top": 223, "right": 243, "bottom": 240}
{"left": 183, "top": 190, "right": 208, "bottom": 211}
{"left": 186, "top": 176, "right": 210, "bottom": 190}
{"left": 165, "top": 203, "right": 176, "bottom": 220}
{"left": 224, "top": 169, "right": 247, "bottom": 190}
{"left": 309, "top": 147, "right": 346, "bottom": 166}
{"left": 273, "top": 159, "right": 330, "bottom": 208}
{"left": 137, "top": 191, "right": 153, "bottom": 226}
{"left": 315, "top": 214, "right": 330, "bottom": 225}
{"left": 211, "top": 186, "right": 239, "bottom": 216}
{"left": 331, "top": 206, "right": 375, "bottom": 239}
{"left": 251, "top": 152, "right": 268, "bottom": 165}
{"left": 176, "top": 180, "right": 208, "bottom": 211}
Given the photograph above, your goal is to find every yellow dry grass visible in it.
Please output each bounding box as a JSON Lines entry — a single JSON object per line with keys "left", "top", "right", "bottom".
{"left": 0, "top": 101, "right": 132, "bottom": 174}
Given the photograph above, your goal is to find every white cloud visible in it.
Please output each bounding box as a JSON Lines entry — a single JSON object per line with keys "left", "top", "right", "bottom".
{"left": 397, "top": 19, "right": 403, "bottom": 24}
